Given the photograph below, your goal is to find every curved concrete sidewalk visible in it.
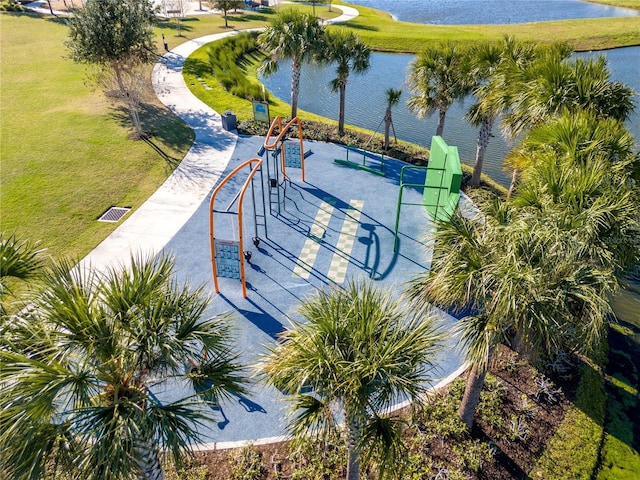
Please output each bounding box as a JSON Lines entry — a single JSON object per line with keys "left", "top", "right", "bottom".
{"left": 78, "top": 4, "right": 359, "bottom": 272}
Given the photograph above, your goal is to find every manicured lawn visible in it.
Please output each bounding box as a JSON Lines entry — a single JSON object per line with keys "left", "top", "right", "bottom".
{"left": 154, "top": 4, "right": 340, "bottom": 52}
{"left": 588, "top": 0, "right": 640, "bottom": 10}
{"left": 1, "top": 13, "right": 194, "bottom": 259}
{"left": 0, "top": 6, "right": 339, "bottom": 261}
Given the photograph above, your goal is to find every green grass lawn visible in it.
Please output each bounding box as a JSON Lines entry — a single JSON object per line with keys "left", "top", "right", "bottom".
{"left": 154, "top": 4, "right": 340, "bottom": 52}
{"left": 0, "top": 6, "right": 339, "bottom": 260}
{"left": 587, "top": 0, "right": 640, "bottom": 10}
{"left": 1, "top": 13, "right": 194, "bottom": 260}
{"left": 325, "top": 0, "right": 640, "bottom": 52}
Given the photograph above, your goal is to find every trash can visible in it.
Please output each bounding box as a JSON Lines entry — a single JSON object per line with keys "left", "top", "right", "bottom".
{"left": 221, "top": 110, "right": 237, "bottom": 131}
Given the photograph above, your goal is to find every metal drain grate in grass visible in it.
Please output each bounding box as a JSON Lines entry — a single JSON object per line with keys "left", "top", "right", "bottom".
{"left": 98, "top": 206, "right": 131, "bottom": 223}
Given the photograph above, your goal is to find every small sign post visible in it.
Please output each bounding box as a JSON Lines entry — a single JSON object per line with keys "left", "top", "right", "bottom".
{"left": 252, "top": 99, "right": 270, "bottom": 124}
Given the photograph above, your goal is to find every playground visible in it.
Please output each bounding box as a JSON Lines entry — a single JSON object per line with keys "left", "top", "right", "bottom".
{"left": 150, "top": 117, "right": 470, "bottom": 447}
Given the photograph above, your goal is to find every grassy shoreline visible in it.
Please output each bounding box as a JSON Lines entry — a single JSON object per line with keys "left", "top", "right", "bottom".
{"left": 586, "top": 0, "right": 640, "bottom": 10}
{"left": 328, "top": 0, "right": 640, "bottom": 53}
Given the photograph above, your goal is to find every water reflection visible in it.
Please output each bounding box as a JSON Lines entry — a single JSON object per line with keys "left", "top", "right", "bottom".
{"left": 345, "top": 0, "right": 639, "bottom": 24}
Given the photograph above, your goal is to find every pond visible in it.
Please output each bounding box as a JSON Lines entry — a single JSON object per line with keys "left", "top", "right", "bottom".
{"left": 345, "top": 0, "right": 639, "bottom": 24}
{"left": 259, "top": 47, "right": 640, "bottom": 188}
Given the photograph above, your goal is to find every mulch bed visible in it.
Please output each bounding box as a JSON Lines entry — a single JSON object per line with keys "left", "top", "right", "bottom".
{"left": 186, "top": 345, "right": 576, "bottom": 479}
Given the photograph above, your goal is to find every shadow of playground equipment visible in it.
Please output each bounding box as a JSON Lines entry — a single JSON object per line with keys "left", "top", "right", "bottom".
{"left": 193, "top": 379, "right": 267, "bottom": 430}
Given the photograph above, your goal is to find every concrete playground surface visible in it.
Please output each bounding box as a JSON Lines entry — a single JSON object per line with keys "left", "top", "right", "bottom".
{"left": 151, "top": 135, "right": 468, "bottom": 448}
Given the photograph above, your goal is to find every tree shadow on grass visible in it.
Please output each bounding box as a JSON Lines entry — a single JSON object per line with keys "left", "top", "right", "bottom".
{"left": 231, "top": 11, "right": 271, "bottom": 23}
{"left": 183, "top": 57, "right": 211, "bottom": 78}
{"left": 156, "top": 17, "right": 198, "bottom": 36}
{"left": 341, "top": 22, "right": 379, "bottom": 32}
{"left": 110, "top": 103, "right": 194, "bottom": 168}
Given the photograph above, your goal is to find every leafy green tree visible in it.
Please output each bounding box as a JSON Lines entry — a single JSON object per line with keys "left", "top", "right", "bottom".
{"left": 407, "top": 42, "right": 473, "bottom": 137}
{"left": 316, "top": 28, "right": 371, "bottom": 136}
{"left": 213, "top": 0, "right": 244, "bottom": 28}
{"left": 383, "top": 87, "right": 402, "bottom": 151}
{"left": 261, "top": 279, "right": 443, "bottom": 480}
{"left": 258, "top": 8, "right": 325, "bottom": 119}
{"left": 65, "top": 0, "right": 158, "bottom": 139}
{"left": 407, "top": 197, "right": 615, "bottom": 429}
{"left": 0, "top": 254, "right": 247, "bottom": 480}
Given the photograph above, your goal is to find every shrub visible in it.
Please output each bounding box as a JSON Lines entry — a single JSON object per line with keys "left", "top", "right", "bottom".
{"left": 533, "top": 374, "right": 562, "bottom": 405}
{"left": 0, "top": 0, "right": 25, "bottom": 11}
{"left": 207, "top": 32, "right": 265, "bottom": 101}
{"left": 229, "top": 445, "right": 267, "bottom": 480}
{"left": 287, "top": 436, "right": 346, "bottom": 480}
{"left": 164, "top": 458, "right": 207, "bottom": 480}
{"left": 506, "top": 414, "right": 530, "bottom": 443}
{"left": 477, "top": 374, "right": 507, "bottom": 430}
{"left": 453, "top": 439, "right": 495, "bottom": 473}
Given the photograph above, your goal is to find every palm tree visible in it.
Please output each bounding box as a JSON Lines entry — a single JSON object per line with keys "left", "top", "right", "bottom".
{"left": 503, "top": 54, "right": 635, "bottom": 141}
{"left": 383, "top": 87, "right": 402, "bottom": 151}
{"left": 407, "top": 197, "right": 615, "bottom": 429}
{"left": 464, "top": 37, "right": 540, "bottom": 186}
{"left": 0, "top": 231, "right": 47, "bottom": 315}
{"left": 510, "top": 111, "right": 640, "bottom": 273}
{"left": 500, "top": 51, "right": 635, "bottom": 195}
{"left": 316, "top": 28, "right": 371, "bottom": 136}
{"left": 407, "top": 42, "right": 473, "bottom": 138}
{"left": 0, "top": 254, "right": 247, "bottom": 480}
{"left": 507, "top": 109, "right": 639, "bottom": 183}
{"left": 261, "top": 279, "right": 443, "bottom": 480}
{"left": 258, "top": 8, "right": 325, "bottom": 119}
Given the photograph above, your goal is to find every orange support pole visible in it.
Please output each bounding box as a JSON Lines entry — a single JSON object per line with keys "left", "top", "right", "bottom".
{"left": 209, "top": 158, "right": 263, "bottom": 298}
{"left": 263, "top": 116, "right": 306, "bottom": 182}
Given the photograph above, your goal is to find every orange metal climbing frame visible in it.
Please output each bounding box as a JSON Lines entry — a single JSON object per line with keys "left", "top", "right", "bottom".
{"left": 209, "top": 157, "right": 263, "bottom": 298}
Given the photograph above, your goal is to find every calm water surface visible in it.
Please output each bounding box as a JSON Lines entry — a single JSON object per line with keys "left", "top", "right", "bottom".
{"left": 345, "top": 0, "right": 639, "bottom": 24}
{"left": 260, "top": 47, "right": 640, "bottom": 187}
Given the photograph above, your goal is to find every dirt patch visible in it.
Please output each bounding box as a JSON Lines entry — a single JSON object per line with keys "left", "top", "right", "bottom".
{"left": 476, "top": 347, "right": 573, "bottom": 480}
